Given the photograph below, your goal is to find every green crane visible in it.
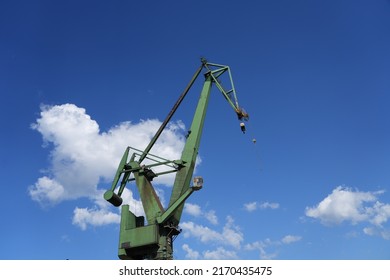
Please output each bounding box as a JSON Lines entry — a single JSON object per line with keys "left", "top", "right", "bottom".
{"left": 104, "top": 58, "right": 248, "bottom": 260}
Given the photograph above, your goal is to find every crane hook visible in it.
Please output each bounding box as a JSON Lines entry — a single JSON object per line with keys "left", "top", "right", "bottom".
{"left": 240, "top": 122, "right": 246, "bottom": 134}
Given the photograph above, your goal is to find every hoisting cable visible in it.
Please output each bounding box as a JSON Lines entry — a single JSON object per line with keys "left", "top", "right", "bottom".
{"left": 245, "top": 119, "right": 263, "bottom": 172}
{"left": 138, "top": 62, "right": 205, "bottom": 164}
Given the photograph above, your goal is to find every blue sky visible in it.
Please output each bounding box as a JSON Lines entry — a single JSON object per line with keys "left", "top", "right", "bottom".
{"left": 1, "top": 0, "right": 390, "bottom": 260}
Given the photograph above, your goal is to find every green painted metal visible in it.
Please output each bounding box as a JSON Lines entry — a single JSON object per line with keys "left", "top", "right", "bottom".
{"left": 157, "top": 187, "right": 196, "bottom": 224}
{"left": 118, "top": 205, "right": 159, "bottom": 260}
{"left": 167, "top": 74, "right": 213, "bottom": 225}
{"left": 131, "top": 163, "right": 164, "bottom": 223}
{"left": 104, "top": 58, "right": 248, "bottom": 260}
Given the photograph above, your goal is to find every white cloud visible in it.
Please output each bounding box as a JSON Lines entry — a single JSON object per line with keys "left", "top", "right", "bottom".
{"left": 30, "top": 103, "right": 186, "bottom": 205}
{"left": 365, "top": 201, "right": 390, "bottom": 227}
{"left": 223, "top": 216, "right": 244, "bottom": 249}
{"left": 203, "top": 247, "right": 238, "bottom": 260}
{"left": 180, "top": 214, "right": 301, "bottom": 259}
{"left": 181, "top": 221, "right": 224, "bottom": 244}
{"left": 244, "top": 201, "right": 280, "bottom": 212}
{"left": 281, "top": 235, "right": 302, "bottom": 244}
{"left": 181, "top": 244, "right": 238, "bottom": 260}
{"left": 363, "top": 227, "right": 375, "bottom": 236}
{"left": 30, "top": 103, "right": 188, "bottom": 229}
{"left": 72, "top": 207, "right": 120, "bottom": 231}
{"left": 244, "top": 240, "right": 278, "bottom": 260}
{"left": 305, "top": 186, "right": 383, "bottom": 225}
{"left": 184, "top": 203, "right": 202, "bottom": 217}
{"left": 117, "top": 188, "right": 145, "bottom": 217}
{"left": 260, "top": 202, "right": 280, "bottom": 209}
{"left": 363, "top": 227, "right": 390, "bottom": 240}
{"left": 305, "top": 186, "right": 390, "bottom": 239}
{"left": 245, "top": 235, "right": 302, "bottom": 259}
{"left": 29, "top": 176, "right": 65, "bottom": 206}
{"left": 181, "top": 244, "right": 200, "bottom": 260}
{"left": 184, "top": 203, "right": 218, "bottom": 225}
{"left": 71, "top": 189, "right": 145, "bottom": 230}
{"left": 244, "top": 202, "right": 257, "bottom": 212}
{"left": 181, "top": 216, "right": 243, "bottom": 249}
{"left": 204, "top": 209, "right": 218, "bottom": 225}
{"left": 181, "top": 209, "right": 302, "bottom": 260}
